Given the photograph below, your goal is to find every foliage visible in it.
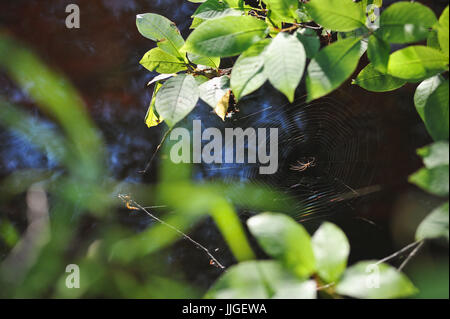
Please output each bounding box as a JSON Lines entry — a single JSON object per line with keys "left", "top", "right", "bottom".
{"left": 207, "top": 213, "right": 417, "bottom": 299}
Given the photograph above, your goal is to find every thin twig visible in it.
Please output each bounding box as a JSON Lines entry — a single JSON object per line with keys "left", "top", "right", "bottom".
{"left": 376, "top": 241, "right": 422, "bottom": 265}
{"left": 140, "top": 127, "right": 173, "bottom": 174}
{"left": 398, "top": 241, "right": 425, "bottom": 271}
{"left": 118, "top": 194, "right": 226, "bottom": 270}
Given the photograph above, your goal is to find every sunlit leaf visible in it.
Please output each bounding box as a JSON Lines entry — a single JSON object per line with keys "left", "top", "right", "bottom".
{"left": 198, "top": 75, "right": 230, "bottom": 120}
{"left": 140, "top": 48, "right": 187, "bottom": 74}
{"left": 312, "top": 222, "right": 350, "bottom": 283}
{"left": 187, "top": 52, "right": 220, "bottom": 68}
{"left": 230, "top": 40, "right": 269, "bottom": 100}
{"left": 438, "top": 6, "right": 449, "bottom": 56}
{"left": 295, "top": 28, "right": 320, "bottom": 58}
{"left": 205, "top": 261, "right": 317, "bottom": 299}
{"left": 336, "top": 261, "right": 417, "bottom": 299}
{"left": 247, "top": 213, "right": 316, "bottom": 278}
{"left": 367, "top": 35, "right": 390, "bottom": 73}
{"left": 263, "top": 33, "right": 306, "bottom": 102}
{"left": 354, "top": 63, "right": 406, "bottom": 92}
{"left": 387, "top": 46, "right": 448, "bottom": 82}
{"left": 409, "top": 165, "right": 449, "bottom": 197}
{"left": 145, "top": 82, "right": 163, "bottom": 128}
{"left": 306, "top": 37, "right": 362, "bottom": 101}
{"left": 136, "top": 13, "right": 185, "bottom": 58}
{"left": 193, "top": 0, "right": 244, "bottom": 20}
{"left": 377, "top": 2, "right": 437, "bottom": 44}
{"left": 185, "top": 16, "right": 268, "bottom": 57}
{"left": 263, "top": 0, "right": 298, "bottom": 21}
{"left": 417, "top": 141, "right": 449, "bottom": 169}
{"left": 305, "top": 0, "right": 365, "bottom": 32}
{"left": 155, "top": 74, "right": 199, "bottom": 127}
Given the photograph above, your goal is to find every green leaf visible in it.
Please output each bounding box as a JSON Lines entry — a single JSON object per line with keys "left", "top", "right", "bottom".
{"left": 427, "top": 30, "right": 441, "bottom": 51}
{"left": 187, "top": 53, "right": 220, "bottom": 68}
{"left": 312, "top": 222, "right": 350, "bottom": 283}
{"left": 263, "top": 33, "right": 306, "bottom": 102}
{"left": 305, "top": 0, "right": 365, "bottom": 32}
{"left": 296, "top": 28, "right": 320, "bottom": 58}
{"left": 414, "top": 75, "right": 444, "bottom": 120}
{"left": 230, "top": 40, "right": 269, "bottom": 100}
{"left": 416, "top": 201, "right": 449, "bottom": 242}
{"left": 336, "top": 261, "right": 417, "bottom": 299}
{"left": 306, "top": 37, "right": 362, "bottom": 101}
{"left": 193, "top": 0, "right": 244, "bottom": 20}
{"left": 377, "top": 2, "right": 437, "bottom": 44}
{"left": 199, "top": 75, "right": 230, "bottom": 120}
{"left": 155, "top": 74, "right": 199, "bottom": 127}
{"left": 337, "top": 28, "right": 369, "bottom": 57}
{"left": 139, "top": 48, "right": 187, "bottom": 74}
{"left": 417, "top": 141, "right": 449, "bottom": 169}
{"left": 416, "top": 79, "right": 449, "bottom": 141}
{"left": 367, "top": 35, "right": 390, "bottom": 73}
{"left": 185, "top": 16, "right": 268, "bottom": 57}
{"left": 136, "top": 13, "right": 185, "bottom": 58}
{"left": 263, "top": 0, "right": 298, "bottom": 21}
{"left": 205, "top": 261, "right": 317, "bottom": 299}
{"left": 145, "top": 82, "right": 163, "bottom": 128}
{"left": 353, "top": 63, "right": 406, "bottom": 92}
{"left": 438, "top": 6, "right": 449, "bottom": 56}
{"left": 409, "top": 165, "right": 449, "bottom": 197}
{"left": 190, "top": 17, "right": 205, "bottom": 29}
{"left": 387, "top": 46, "right": 448, "bottom": 82}
{"left": 247, "top": 213, "right": 316, "bottom": 278}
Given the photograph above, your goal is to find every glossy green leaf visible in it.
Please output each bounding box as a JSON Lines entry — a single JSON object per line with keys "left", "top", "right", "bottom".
{"left": 416, "top": 202, "right": 449, "bottom": 242}
{"left": 155, "top": 74, "right": 199, "bottom": 127}
{"left": 263, "top": 33, "right": 306, "bottom": 102}
{"left": 409, "top": 165, "right": 449, "bottom": 197}
{"left": 187, "top": 53, "right": 220, "bottom": 68}
{"left": 193, "top": 0, "right": 244, "bottom": 20}
{"left": 296, "top": 28, "right": 320, "bottom": 58}
{"left": 205, "top": 261, "right": 317, "bottom": 299}
{"left": 417, "top": 141, "right": 449, "bottom": 169}
{"left": 414, "top": 75, "right": 444, "bottom": 120}
{"left": 377, "top": 2, "right": 437, "bottom": 44}
{"left": 139, "top": 48, "right": 187, "bottom": 74}
{"left": 306, "top": 0, "right": 365, "bottom": 32}
{"left": 230, "top": 40, "right": 269, "bottom": 100}
{"left": 367, "top": 35, "right": 390, "bottom": 73}
{"left": 199, "top": 76, "right": 230, "bottom": 120}
{"left": 416, "top": 79, "right": 449, "bottom": 141}
{"left": 136, "top": 13, "right": 185, "bottom": 58}
{"left": 312, "top": 222, "right": 350, "bottom": 283}
{"left": 438, "top": 6, "right": 449, "bottom": 56}
{"left": 336, "top": 261, "right": 417, "bottom": 299}
{"left": 263, "top": 0, "right": 298, "bottom": 21}
{"left": 185, "top": 16, "right": 268, "bottom": 57}
{"left": 306, "top": 37, "right": 362, "bottom": 101}
{"left": 387, "top": 46, "right": 448, "bottom": 82}
{"left": 354, "top": 63, "right": 406, "bottom": 92}
{"left": 247, "top": 213, "right": 316, "bottom": 278}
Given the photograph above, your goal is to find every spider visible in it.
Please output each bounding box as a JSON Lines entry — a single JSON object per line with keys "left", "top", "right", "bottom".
{"left": 290, "top": 157, "right": 317, "bottom": 172}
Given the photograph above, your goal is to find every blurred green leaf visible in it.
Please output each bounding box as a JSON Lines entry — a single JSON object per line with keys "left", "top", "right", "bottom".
{"left": 416, "top": 201, "right": 449, "bottom": 241}
{"left": 205, "top": 260, "right": 317, "bottom": 299}
{"left": 417, "top": 141, "right": 449, "bottom": 169}
{"left": 336, "top": 261, "right": 417, "bottom": 299}
{"left": 295, "top": 28, "right": 320, "bottom": 59}
{"left": 367, "top": 35, "right": 390, "bottom": 73}
{"left": 312, "top": 222, "right": 350, "bottom": 283}
{"left": 263, "top": 0, "right": 298, "bottom": 21}
{"left": 438, "top": 6, "right": 449, "bottom": 56}
{"left": 409, "top": 165, "right": 449, "bottom": 197}
{"left": 247, "top": 213, "right": 315, "bottom": 278}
